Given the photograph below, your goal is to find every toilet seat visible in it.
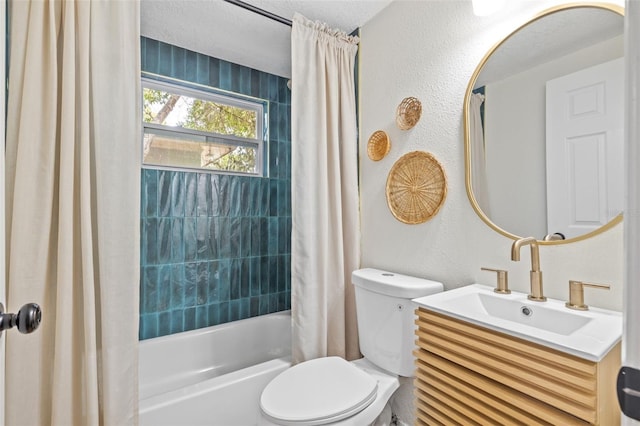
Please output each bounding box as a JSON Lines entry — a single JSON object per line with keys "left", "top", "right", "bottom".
{"left": 260, "top": 356, "right": 378, "bottom": 426}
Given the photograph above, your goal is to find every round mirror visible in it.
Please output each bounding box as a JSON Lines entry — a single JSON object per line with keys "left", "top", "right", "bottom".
{"left": 464, "top": 3, "right": 624, "bottom": 244}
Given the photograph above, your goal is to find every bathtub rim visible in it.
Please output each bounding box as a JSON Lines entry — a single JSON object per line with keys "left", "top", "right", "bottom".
{"left": 138, "top": 309, "right": 292, "bottom": 346}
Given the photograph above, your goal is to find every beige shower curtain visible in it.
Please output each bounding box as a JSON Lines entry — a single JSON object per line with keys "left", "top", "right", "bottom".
{"left": 470, "top": 92, "right": 491, "bottom": 215}
{"left": 5, "top": 1, "right": 140, "bottom": 424}
{"left": 291, "top": 13, "right": 361, "bottom": 363}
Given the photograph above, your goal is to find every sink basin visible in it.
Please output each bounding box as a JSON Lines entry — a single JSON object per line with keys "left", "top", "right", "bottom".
{"left": 467, "top": 292, "right": 591, "bottom": 335}
{"left": 412, "top": 284, "right": 622, "bottom": 361}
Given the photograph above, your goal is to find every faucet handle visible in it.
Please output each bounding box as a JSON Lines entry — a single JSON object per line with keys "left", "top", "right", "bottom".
{"left": 565, "top": 280, "right": 610, "bottom": 311}
{"left": 481, "top": 267, "right": 510, "bottom": 294}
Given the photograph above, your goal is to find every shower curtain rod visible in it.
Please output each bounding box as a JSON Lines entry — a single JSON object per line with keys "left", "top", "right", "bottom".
{"left": 222, "top": 0, "right": 293, "bottom": 27}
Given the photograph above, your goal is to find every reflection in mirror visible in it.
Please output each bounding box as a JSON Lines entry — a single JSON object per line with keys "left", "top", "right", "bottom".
{"left": 464, "top": 4, "right": 624, "bottom": 243}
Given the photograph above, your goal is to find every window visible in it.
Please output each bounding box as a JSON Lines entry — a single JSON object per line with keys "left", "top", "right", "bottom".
{"left": 142, "top": 77, "right": 266, "bottom": 175}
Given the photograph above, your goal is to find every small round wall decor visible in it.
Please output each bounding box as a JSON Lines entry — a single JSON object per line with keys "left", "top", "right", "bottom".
{"left": 395, "top": 97, "right": 422, "bottom": 130}
{"left": 367, "top": 130, "right": 391, "bottom": 161}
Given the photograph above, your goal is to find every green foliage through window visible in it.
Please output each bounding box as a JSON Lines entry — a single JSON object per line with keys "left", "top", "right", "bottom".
{"left": 142, "top": 79, "right": 265, "bottom": 175}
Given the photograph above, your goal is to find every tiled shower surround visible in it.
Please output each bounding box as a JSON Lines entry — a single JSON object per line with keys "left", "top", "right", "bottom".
{"left": 139, "top": 37, "right": 291, "bottom": 339}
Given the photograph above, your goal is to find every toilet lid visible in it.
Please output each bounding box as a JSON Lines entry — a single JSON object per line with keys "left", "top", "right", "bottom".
{"left": 260, "top": 356, "right": 378, "bottom": 426}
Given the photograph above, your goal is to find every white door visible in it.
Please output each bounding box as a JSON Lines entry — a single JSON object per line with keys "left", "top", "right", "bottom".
{"left": 545, "top": 57, "right": 624, "bottom": 239}
{"left": 624, "top": 2, "right": 640, "bottom": 424}
{"left": 0, "top": 0, "right": 6, "bottom": 422}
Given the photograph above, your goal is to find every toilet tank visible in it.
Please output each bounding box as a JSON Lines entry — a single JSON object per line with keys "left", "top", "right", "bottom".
{"left": 352, "top": 268, "right": 443, "bottom": 377}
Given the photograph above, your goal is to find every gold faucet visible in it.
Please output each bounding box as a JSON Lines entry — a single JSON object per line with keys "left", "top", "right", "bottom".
{"left": 511, "top": 237, "right": 547, "bottom": 301}
{"left": 481, "top": 267, "right": 510, "bottom": 294}
{"left": 565, "top": 280, "right": 610, "bottom": 310}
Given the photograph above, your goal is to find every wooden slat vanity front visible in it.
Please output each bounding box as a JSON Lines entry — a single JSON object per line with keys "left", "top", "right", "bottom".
{"left": 414, "top": 308, "right": 621, "bottom": 425}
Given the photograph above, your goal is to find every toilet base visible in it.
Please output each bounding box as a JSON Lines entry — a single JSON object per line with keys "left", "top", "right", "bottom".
{"left": 371, "top": 403, "right": 393, "bottom": 426}
{"left": 260, "top": 357, "right": 400, "bottom": 426}
{"left": 389, "top": 376, "right": 415, "bottom": 425}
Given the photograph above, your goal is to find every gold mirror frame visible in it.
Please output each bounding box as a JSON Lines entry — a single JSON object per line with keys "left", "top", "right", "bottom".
{"left": 463, "top": 2, "right": 624, "bottom": 245}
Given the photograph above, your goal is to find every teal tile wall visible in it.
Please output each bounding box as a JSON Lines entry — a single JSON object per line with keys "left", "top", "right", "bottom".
{"left": 139, "top": 37, "right": 291, "bottom": 340}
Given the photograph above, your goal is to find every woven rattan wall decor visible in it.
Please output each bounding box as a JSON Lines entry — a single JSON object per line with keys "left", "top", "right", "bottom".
{"left": 386, "top": 151, "right": 447, "bottom": 224}
{"left": 396, "top": 97, "right": 422, "bottom": 130}
{"left": 367, "top": 130, "right": 391, "bottom": 161}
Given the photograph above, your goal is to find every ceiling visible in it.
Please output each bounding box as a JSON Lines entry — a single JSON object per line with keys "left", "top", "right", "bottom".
{"left": 141, "top": 0, "right": 394, "bottom": 78}
{"left": 475, "top": 6, "right": 623, "bottom": 88}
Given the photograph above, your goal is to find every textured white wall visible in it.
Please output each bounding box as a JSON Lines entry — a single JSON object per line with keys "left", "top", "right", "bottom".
{"left": 358, "top": 0, "right": 624, "bottom": 311}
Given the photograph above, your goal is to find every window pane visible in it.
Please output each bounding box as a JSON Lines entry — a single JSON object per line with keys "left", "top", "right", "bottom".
{"left": 143, "top": 128, "right": 258, "bottom": 174}
{"left": 143, "top": 87, "right": 258, "bottom": 139}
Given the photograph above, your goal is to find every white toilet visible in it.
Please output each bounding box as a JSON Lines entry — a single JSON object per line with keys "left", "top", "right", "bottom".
{"left": 260, "top": 268, "right": 443, "bottom": 425}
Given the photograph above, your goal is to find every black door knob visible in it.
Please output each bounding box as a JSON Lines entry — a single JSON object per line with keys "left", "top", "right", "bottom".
{"left": 0, "top": 302, "right": 42, "bottom": 335}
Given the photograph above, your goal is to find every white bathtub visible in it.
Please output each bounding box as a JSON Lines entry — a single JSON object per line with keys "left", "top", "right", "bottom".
{"left": 139, "top": 311, "right": 292, "bottom": 426}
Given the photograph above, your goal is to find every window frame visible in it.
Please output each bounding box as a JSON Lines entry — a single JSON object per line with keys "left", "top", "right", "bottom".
{"left": 141, "top": 75, "right": 267, "bottom": 177}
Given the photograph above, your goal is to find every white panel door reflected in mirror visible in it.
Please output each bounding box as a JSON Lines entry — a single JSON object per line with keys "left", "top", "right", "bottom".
{"left": 545, "top": 58, "right": 623, "bottom": 240}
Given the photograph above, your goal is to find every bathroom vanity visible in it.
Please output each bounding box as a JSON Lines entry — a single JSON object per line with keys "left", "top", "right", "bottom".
{"left": 412, "top": 285, "right": 622, "bottom": 425}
